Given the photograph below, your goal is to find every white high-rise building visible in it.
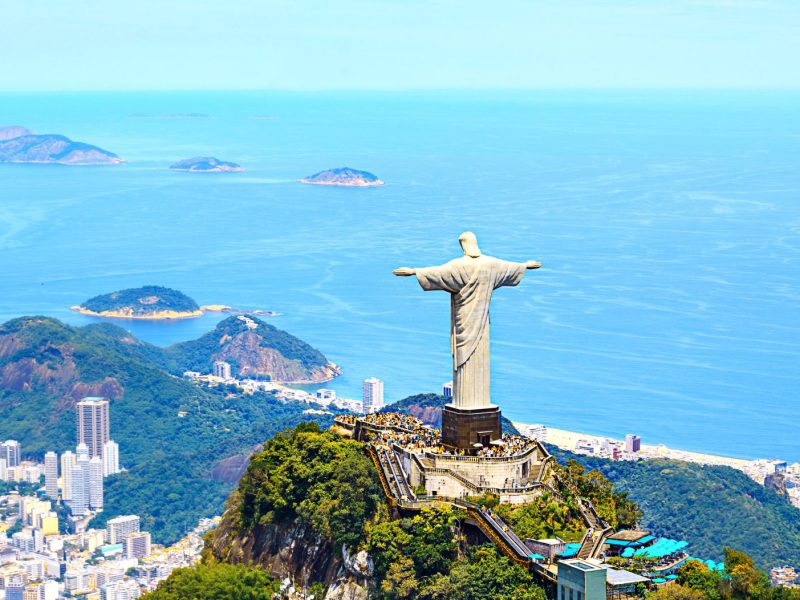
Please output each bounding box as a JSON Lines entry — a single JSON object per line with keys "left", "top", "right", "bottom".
{"left": 60, "top": 451, "right": 76, "bottom": 501}
{"left": 442, "top": 381, "right": 453, "bottom": 399}
{"left": 76, "top": 443, "right": 89, "bottom": 462}
{"left": 0, "top": 457, "right": 6, "bottom": 481}
{"left": 625, "top": 434, "right": 641, "bottom": 453}
{"left": 1, "top": 440, "right": 21, "bottom": 467}
{"left": 76, "top": 397, "right": 110, "bottom": 459}
{"left": 100, "top": 579, "right": 141, "bottom": 600}
{"left": 212, "top": 361, "right": 232, "bottom": 379}
{"left": 68, "top": 462, "right": 88, "bottom": 515}
{"left": 362, "top": 378, "right": 384, "bottom": 414}
{"left": 44, "top": 452, "right": 58, "bottom": 499}
{"left": 89, "top": 457, "right": 104, "bottom": 510}
{"left": 103, "top": 440, "right": 120, "bottom": 477}
{"left": 124, "top": 531, "right": 151, "bottom": 559}
{"left": 107, "top": 515, "right": 140, "bottom": 544}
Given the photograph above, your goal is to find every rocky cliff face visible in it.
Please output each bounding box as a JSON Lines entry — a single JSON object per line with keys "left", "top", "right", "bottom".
{"left": 164, "top": 315, "right": 341, "bottom": 383}
{"left": 208, "top": 494, "right": 372, "bottom": 599}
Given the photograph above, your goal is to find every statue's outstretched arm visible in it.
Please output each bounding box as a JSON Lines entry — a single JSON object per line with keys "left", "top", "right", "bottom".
{"left": 526, "top": 261, "right": 542, "bottom": 269}
{"left": 393, "top": 267, "right": 416, "bottom": 276}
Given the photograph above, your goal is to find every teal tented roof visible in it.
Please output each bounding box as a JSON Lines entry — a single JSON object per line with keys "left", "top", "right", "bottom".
{"left": 633, "top": 538, "right": 690, "bottom": 559}
{"left": 558, "top": 543, "right": 581, "bottom": 558}
{"left": 529, "top": 554, "right": 545, "bottom": 560}
{"left": 621, "top": 548, "right": 635, "bottom": 558}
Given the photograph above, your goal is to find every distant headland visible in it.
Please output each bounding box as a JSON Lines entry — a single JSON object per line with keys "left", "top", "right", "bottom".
{"left": 0, "top": 125, "right": 124, "bottom": 166}
{"left": 71, "top": 286, "right": 277, "bottom": 320}
{"left": 169, "top": 157, "right": 243, "bottom": 173}
{"left": 299, "top": 166, "right": 384, "bottom": 187}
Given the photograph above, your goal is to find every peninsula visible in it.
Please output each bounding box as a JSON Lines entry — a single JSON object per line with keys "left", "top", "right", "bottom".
{"left": 169, "top": 156, "right": 243, "bottom": 173}
{"left": 299, "top": 166, "right": 384, "bottom": 187}
{"left": 0, "top": 125, "right": 124, "bottom": 165}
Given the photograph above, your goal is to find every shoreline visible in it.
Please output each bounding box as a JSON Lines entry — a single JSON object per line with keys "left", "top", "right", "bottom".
{"left": 69, "top": 304, "right": 279, "bottom": 321}
{"left": 515, "top": 422, "right": 753, "bottom": 469}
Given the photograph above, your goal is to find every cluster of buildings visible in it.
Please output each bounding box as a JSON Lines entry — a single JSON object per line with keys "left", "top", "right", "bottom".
{"left": 0, "top": 392, "right": 216, "bottom": 598}
{"left": 184, "top": 360, "right": 386, "bottom": 415}
{"left": 523, "top": 423, "right": 800, "bottom": 505}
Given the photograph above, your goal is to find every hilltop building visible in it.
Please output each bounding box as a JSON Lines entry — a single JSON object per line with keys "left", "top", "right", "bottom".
{"left": 362, "top": 378, "right": 384, "bottom": 414}
{"left": 212, "top": 360, "right": 232, "bottom": 379}
{"left": 76, "top": 398, "right": 110, "bottom": 459}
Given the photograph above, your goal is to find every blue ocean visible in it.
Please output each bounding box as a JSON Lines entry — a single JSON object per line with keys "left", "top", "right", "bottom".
{"left": 1, "top": 91, "right": 798, "bottom": 462}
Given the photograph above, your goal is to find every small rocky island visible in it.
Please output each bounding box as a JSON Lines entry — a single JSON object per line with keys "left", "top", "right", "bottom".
{"left": 72, "top": 286, "right": 204, "bottom": 320}
{"left": 300, "top": 167, "right": 384, "bottom": 187}
{"left": 0, "top": 126, "right": 124, "bottom": 165}
{"left": 72, "top": 285, "right": 277, "bottom": 320}
{"left": 169, "top": 156, "right": 243, "bottom": 173}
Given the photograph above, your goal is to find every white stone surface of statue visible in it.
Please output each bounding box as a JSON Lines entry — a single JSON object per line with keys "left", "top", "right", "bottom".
{"left": 394, "top": 232, "right": 541, "bottom": 410}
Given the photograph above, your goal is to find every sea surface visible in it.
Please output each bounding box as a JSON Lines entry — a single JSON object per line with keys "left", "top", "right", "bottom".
{"left": 1, "top": 91, "right": 798, "bottom": 462}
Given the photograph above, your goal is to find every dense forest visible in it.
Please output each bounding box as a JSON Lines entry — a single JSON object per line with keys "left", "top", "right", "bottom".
{"left": 79, "top": 285, "right": 200, "bottom": 314}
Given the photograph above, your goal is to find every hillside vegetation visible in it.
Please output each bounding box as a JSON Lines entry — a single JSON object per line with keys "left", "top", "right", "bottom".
{"left": 547, "top": 446, "right": 800, "bottom": 569}
{"left": 0, "top": 316, "right": 332, "bottom": 543}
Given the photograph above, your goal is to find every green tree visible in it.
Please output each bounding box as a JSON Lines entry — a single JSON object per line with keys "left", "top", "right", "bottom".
{"left": 677, "top": 560, "right": 722, "bottom": 600}
{"left": 143, "top": 562, "right": 279, "bottom": 600}
{"left": 647, "top": 584, "right": 707, "bottom": 600}
{"left": 381, "top": 556, "right": 419, "bottom": 599}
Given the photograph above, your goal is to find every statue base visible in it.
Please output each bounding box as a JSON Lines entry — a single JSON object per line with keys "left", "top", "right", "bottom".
{"left": 441, "top": 403, "right": 502, "bottom": 451}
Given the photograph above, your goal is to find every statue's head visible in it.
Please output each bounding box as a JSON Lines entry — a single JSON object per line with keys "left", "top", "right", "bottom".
{"left": 459, "top": 231, "right": 482, "bottom": 258}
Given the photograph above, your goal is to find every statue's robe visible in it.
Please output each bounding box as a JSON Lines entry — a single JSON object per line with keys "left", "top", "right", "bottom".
{"left": 415, "top": 255, "right": 527, "bottom": 409}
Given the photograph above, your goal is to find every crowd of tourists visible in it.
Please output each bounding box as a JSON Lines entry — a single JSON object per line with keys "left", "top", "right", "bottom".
{"left": 475, "top": 434, "right": 536, "bottom": 458}
{"left": 335, "top": 413, "right": 537, "bottom": 458}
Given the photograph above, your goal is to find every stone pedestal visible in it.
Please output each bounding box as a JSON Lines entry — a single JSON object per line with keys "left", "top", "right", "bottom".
{"left": 441, "top": 403, "right": 501, "bottom": 451}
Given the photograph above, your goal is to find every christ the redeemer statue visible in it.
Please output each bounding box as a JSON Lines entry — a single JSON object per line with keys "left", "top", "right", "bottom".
{"left": 394, "top": 232, "right": 541, "bottom": 449}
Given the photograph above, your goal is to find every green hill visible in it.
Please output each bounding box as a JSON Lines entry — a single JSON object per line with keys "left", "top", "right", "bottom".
{"left": 160, "top": 315, "right": 341, "bottom": 383}
{"left": 0, "top": 316, "right": 332, "bottom": 543}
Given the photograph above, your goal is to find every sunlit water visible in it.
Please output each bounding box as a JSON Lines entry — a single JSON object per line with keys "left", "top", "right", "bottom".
{"left": 1, "top": 91, "right": 798, "bottom": 461}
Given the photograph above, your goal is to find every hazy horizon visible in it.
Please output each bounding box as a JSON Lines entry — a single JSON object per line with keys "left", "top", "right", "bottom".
{"left": 4, "top": 0, "right": 799, "bottom": 92}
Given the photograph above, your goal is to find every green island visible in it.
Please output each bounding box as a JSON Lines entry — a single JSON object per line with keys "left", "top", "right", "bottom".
{"left": 73, "top": 285, "right": 203, "bottom": 319}
{"left": 299, "top": 166, "right": 385, "bottom": 187}
{"left": 169, "top": 156, "right": 243, "bottom": 172}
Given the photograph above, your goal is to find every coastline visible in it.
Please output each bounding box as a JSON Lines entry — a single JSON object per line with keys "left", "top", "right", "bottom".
{"left": 69, "top": 304, "right": 279, "bottom": 320}
{"left": 515, "top": 422, "right": 753, "bottom": 469}
{"left": 70, "top": 306, "right": 204, "bottom": 320}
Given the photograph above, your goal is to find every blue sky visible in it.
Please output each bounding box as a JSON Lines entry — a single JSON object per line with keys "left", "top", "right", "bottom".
{"left": 3, "top": 0, "right": 799, "bottom": 91}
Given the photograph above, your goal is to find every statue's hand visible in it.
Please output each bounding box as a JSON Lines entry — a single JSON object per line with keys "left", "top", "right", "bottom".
{"left": 393, "top": 267, "right": 416, "bottom": 276}
{"left": 526, "top": 261, "right": 542, "bottom": 269}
